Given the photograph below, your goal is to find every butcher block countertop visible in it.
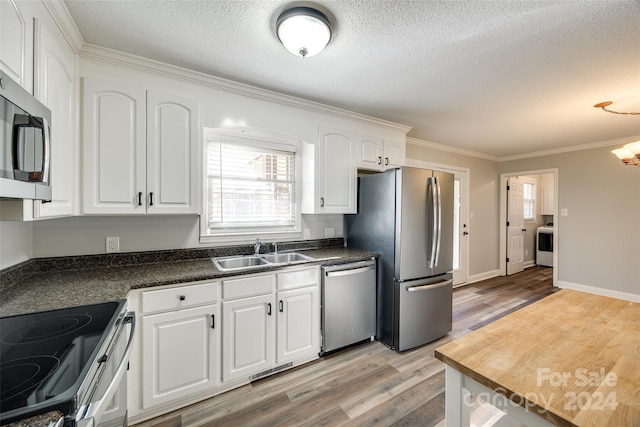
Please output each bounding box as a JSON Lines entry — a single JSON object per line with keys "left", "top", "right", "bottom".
{"left": 435, "top": 289, "right": 640, "bottom": 427}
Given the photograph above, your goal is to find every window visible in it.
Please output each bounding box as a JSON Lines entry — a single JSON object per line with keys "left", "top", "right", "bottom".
{"left": 523, "top": 181, "right": 536, "bottom": 221}
{"left": 202, "top": 130, "right": 300, "bottom": 241}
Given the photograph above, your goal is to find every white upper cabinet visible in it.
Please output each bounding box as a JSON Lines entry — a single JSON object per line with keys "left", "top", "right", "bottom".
{"left": 33, "top": 16, "right": 77, "bottom": 218}
{"left": 541, "top": 173, "right": 554, "bottom": 215}
{"left": 0, "top": 0, "right": 34, "bottom": 93}
{"left": 302, "top": 126, "right": 356, "bottom": 214}
{"left": 355, "top": 134, "right": 405, "bottom": 171}
{"left": 146, "top": 91, "right": 199, "bottom": 214}
{"left": 82, "top": 78, "right": 199, "bottom": 214}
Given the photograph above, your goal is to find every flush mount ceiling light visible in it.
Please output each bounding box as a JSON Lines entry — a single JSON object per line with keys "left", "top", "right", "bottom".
{"left": 611, "top": 141, "right": 640, "bottom": 167}
{"left": 593, "top": 101, "right": 640, "bottom": 115}
{"left": 276, "top": 6, "right": 332, "bottom": 58}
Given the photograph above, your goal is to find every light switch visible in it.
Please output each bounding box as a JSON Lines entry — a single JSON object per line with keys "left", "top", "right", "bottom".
{"left": 561, "top": 208, "right": 568, "bottom": 216}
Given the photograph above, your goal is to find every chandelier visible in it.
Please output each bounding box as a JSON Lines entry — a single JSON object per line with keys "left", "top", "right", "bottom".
{"left": 611, "top": 141, "right": 640, "bottom": 167}
{"left": 594, "top": 101, "right": 640, "bottom": 115}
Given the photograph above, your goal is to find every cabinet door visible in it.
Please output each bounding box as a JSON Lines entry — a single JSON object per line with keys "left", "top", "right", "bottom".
{"left": 383, "top": 140, "right": 405, "bottom": 169}
{"left": 142, "top": 304, "right": 219, "bottom": 408}
{"left": 0, "top": 0, "right": 34, "bottom": 93}
{"left": 146, "top": 91, "right": 199, "bottom": 214}
{"left": 317, "top": 126, "right": 356, "bottom": 213}
{"left": 222, "top": 294, "right": 275, "bottom": 382}
{"left": 276, "top": 286, "right": 319, "bottom": 365}
{"left": 33, "top": 17, "right": 76, "bottom": 218}
{"left": 356, "top": 134, "right": 383, "bottom": 171}
{"left": 82, "top": 78, "right": 146, "bottom": 214}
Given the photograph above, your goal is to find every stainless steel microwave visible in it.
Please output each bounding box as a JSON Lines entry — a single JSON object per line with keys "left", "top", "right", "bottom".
{"left": 0, "top": 70, "right": 52, "bottom": 200}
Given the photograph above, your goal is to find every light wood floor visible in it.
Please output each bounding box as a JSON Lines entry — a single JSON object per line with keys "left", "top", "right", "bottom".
{"left": 134, "top": 266, "right": 556, "bottom": 427}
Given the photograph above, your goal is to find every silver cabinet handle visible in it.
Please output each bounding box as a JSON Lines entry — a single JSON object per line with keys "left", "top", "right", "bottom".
{"left": 378, "top": 156, "right": 382, "bottom": 165}
{"left": 407, "top": 279, "right": 453, "bottom": 292}
{"left": 320, "top": 197, "right": 325, "bottom": 207}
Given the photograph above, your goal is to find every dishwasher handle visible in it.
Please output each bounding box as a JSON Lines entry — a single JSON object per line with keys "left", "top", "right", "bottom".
{"left": 325, "top": 264, "right": 375, "bottom": 278}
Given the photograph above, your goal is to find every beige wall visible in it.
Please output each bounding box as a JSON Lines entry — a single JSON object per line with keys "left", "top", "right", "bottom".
{"left": 500, "top": 143, "right": 640, "bottom": 297}
{"left": 0, "top": 220, "right": 32, "bottom": 269}
{"left": 407, "top": 140, "right": 501, "bottom": 280}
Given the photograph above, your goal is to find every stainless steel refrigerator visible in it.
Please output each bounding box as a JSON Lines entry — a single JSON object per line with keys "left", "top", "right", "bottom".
{"left": 346, "top": 166, "right": 454, "bottom": 351}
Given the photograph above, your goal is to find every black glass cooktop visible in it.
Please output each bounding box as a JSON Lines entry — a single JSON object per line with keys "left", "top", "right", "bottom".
{"left": 0, "top": 301, "right": 124, "bottom": 421}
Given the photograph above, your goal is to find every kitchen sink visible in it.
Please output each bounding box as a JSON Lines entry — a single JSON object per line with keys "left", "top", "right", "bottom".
{"left": 212, "top": 251, "right": 315, "bottom": 271}
{"left": 260, "top": 252, "right": 314, "bottom": 264}
{"left": 212, "top": 255, "right": 269, "bottom": 271}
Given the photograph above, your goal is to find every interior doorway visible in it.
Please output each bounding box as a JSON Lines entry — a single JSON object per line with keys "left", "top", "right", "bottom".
{"left": 499, "top": 169, "right": 558, "bottom": 286}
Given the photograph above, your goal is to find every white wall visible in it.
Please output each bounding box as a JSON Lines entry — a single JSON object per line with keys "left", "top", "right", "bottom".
{"left": 500, "top": 141, "right": 640, "bottom": 299}
{"left": 30, "top": 214, "right": 343, "bottom": 258}
{"left": 0, "top": 220, "right": 32, "bottom": 269}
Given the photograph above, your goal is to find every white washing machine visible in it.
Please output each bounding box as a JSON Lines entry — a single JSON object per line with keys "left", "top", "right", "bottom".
{"left": 536, "top": 226, "right": 554, "bottom": 267}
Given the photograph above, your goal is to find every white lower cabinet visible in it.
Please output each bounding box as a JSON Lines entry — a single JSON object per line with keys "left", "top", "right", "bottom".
{"left": 222, "top": 293, "right": 275, "bottom": 382}
{"left": 140, "top": 285, "right": 219, "bottom": 409}
{"left": 276, "top": 285, "right": 319, "bottom": 365}
{"left": 129, "top": 266, "right": 320, "bottom": 424}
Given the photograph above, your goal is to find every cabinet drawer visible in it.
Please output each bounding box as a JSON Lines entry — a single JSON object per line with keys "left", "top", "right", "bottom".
{"left": 142, "top": 282, "right": 218, "bottom": 314}
{"left": 276, "top": 267, "right": 319, "bottom": 291}
{"left": 222, "top": 274, "right": 275, "bottom": 300}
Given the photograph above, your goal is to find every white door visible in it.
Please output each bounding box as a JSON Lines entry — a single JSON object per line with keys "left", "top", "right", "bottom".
{"left": 382, "top": 140, "right": 405, "bottom": 169}
{"left": 317, "top": 126, "right": 356, "bottom": 213}
{"left": 142, "top": 304, "right": 219, "bottom": 408}
{"left": 276, "top": 286, "right": 319, "bottom": 364}
{"left": 0, "top": 0, "right": 34, "bottom": 92}
{"left": 507, "top": 177, "right": 525, "bottom": 275}
{"left": 146, "top": 91, "right": 199, "bottom": 214}
{"left": 452, "top": 171, "right": 469, "bottom": 285}
{"left": 222, "top": 294, "right": 275, "bottom": 382}
{"left": 82, "top": 78, "right": 146, "bottom": 214}
{"left": 33, "top": 17, "right": 76, "bottom": 218}
{"left": 355, "top": 134, "right": 383, "bottom": 170}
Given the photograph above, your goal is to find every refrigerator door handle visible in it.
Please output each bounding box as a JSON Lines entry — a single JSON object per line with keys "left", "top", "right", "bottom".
{"left": 406, "top": 279, "right": 453, "bottom": 292}
{"left": 427, "top": 176, "right": 438, "bottom": 268}
{"left": 434, "top": 176, "right": 442, "bottom": 267}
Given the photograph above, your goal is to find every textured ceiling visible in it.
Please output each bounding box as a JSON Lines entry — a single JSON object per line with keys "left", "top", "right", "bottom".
{"left": 64, "top": 0, "right": 640, "bottom": 157}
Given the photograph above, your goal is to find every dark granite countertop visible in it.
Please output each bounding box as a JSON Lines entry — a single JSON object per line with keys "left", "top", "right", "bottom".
{"left": 0, "top": 245, "right": 376, "bottom": 317}
{"left": 1, "top": 411, "right": 63, "bottom": 427}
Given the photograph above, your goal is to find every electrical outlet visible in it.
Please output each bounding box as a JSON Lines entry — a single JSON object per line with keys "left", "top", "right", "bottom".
{"left": 106, "top": 237, "right": 120, "bottom": 253}
{"left": 525, "top": 250, "right": 529, "bottom": 256}
{"left": 303, "top": 228, "right": 311, "bottom": 239}
{"left": 324, "top": 227, "right": 335, "bottom": 238}
{"left": 561, "top": 208, "right": 568, "bottom": 216}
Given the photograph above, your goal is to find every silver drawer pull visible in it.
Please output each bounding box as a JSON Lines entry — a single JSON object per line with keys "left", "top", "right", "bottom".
{"left": 406, "top": 279, "right": 453, "bottom": 292}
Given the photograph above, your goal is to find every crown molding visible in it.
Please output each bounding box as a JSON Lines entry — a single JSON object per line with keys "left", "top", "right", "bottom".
{"left": 407, "top": 137, "right": 499, "bottom": 161}
{"left": 42, "top": 0, "right": 85, "bottom": 53}
{"left": 78, "top": 44, "right": 412, "bottom": 134}
{"left": 498, "top": 134, "right": 640, "bottom": 162}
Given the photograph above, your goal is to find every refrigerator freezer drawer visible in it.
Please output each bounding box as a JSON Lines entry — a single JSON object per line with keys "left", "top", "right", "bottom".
{"left": 321, "top": 260, "right": 377, "bottom": 353}
{"left": 396, "top": 275, "right": 452, "bottom": 351}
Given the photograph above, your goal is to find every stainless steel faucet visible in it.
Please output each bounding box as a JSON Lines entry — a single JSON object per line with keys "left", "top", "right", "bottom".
{"left": 254, "top": 238, "right": 262, "bottom": 255}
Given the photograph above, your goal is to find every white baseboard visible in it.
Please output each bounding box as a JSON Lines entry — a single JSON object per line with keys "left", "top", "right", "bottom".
{"left": 556, "top": 281, "right": 640, "bottom": 303}
{"left": 468, "top": 269, "right": 501, "bottom": 284}
{"left": 524, "top": 260, "right": 536, "bottom": 269}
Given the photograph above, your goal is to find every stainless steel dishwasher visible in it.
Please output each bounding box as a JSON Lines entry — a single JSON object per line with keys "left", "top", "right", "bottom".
{"left": 321, "top": 259, "right": 376, "bottom": 353}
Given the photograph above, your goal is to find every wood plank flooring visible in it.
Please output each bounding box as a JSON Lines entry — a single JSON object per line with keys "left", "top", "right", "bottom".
{"left": 133, "top": 266, "right": 556, "bottom": 427}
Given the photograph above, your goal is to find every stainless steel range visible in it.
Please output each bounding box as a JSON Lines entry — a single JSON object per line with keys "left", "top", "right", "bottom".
{"left": 0, "top": 301, "right": 135, "bottom": 426}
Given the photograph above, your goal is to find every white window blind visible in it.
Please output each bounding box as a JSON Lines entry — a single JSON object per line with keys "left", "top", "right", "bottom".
{"left": 206, "top": 142, "right": 296, "bottom": 232}
{"left": 523, "top": 182, "right": 535, "bottom": 220}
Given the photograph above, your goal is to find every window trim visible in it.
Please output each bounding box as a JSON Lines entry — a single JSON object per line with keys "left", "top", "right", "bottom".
{"left": 200, "top": 128, "right": 303, "bottom": 244}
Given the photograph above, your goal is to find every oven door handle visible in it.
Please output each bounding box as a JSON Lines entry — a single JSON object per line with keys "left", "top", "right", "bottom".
{"left": 77, "top": 311, "right": 136, "bottom": 427}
